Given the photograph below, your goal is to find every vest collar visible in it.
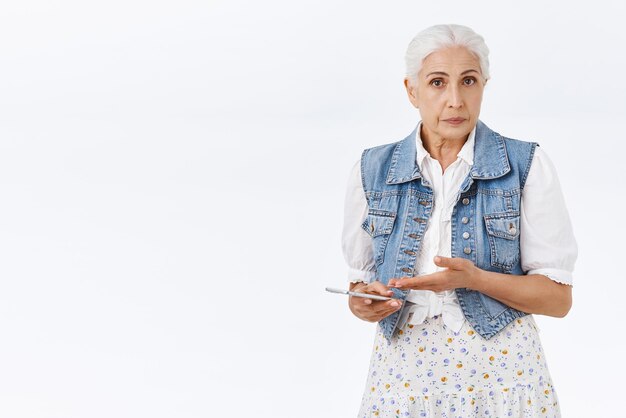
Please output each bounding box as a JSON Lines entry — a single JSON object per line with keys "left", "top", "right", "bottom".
{"left": 385, "top": 120, "right": 511, "bottom": 185}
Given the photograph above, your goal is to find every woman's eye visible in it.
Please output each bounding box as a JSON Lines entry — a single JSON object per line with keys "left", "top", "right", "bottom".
{"left": 430, "top": 79, "right": 444, "bottom": 87}
{"left": 463, "top": 77, "right": 476, "bottom": 86}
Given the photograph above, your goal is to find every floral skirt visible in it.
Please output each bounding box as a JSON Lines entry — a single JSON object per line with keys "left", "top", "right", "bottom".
{"left": 358, "top": 314, "right": 560, "bottom": 417}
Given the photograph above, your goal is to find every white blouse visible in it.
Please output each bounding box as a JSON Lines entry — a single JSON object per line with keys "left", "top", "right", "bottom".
{"left": 342, "top": 124, "right": 578, "bottom": 332}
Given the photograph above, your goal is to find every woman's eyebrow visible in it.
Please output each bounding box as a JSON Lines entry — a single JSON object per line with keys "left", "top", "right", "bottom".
{"left": 425, "top": 71, "right": 449, "bottom": 78}
{"left": 425, "top": 69, "right": 480, "bottom": 78}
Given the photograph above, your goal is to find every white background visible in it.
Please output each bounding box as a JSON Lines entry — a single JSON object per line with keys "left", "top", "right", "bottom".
{"left": 0, "top": 1, "right": 624, "bottom": 417}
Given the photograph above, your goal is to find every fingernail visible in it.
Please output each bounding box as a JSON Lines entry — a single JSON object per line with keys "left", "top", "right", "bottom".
{"left": 391, "top": 301, "right": 400, "bottom": 307}
{"left": 434, "top": 256, "right": 441, "bottom": 263}
{"left": 364, "top": 299, "right": 372, "bottom": 305}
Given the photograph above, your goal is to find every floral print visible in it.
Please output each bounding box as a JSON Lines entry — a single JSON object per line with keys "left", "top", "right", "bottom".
{"left": 358, "top": 315, "right": 560, "bottom": 417}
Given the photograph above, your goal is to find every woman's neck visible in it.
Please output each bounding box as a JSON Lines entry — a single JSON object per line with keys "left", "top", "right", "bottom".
{"left": 420, "top": 129, "right": 468, "bottom": 173}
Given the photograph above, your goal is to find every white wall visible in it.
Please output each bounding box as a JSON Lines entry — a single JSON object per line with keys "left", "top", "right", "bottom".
{"left": 0, "top": 1, "right": 623, "bottom": 417}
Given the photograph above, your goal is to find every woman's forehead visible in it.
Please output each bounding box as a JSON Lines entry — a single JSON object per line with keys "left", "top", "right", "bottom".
{"left": 420, "top": 47, "right": 481, "bottom": 75}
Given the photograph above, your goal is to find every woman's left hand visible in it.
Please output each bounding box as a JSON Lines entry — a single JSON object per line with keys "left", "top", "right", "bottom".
{"left": 388, "top": 256, "right": 481, "bottom": 292}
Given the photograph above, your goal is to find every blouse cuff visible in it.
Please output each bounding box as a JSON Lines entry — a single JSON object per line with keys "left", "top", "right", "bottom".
{"left": 347, "top": 268, "right": 375, "bottom": 284}
{"left": 527, "top": 268, "right": 573, "bottom": 286}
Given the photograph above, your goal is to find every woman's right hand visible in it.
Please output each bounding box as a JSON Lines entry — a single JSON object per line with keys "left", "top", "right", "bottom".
{"left": 348, "top": 281, "right": 403, "bottom": 322}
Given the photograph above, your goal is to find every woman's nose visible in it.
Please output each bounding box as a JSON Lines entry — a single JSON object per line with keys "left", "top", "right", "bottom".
{"left": 446, "top": 85, "right": 463, "bottom": 108}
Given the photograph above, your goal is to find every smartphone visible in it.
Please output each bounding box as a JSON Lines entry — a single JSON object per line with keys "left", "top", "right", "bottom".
{"left": 325, "top": 286, "right": 399, "bottom": 301}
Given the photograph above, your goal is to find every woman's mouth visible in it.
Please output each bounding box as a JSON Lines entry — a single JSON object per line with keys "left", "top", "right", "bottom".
{"left": 443, "top": 118, "right": 466, "bottom": 125}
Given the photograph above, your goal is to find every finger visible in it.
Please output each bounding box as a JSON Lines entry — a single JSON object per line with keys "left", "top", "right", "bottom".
{"left": 350, "top": 282, "right": 369, "bottom": 292}
{"left": 352, "top": 294, "right": 394, "bottom": 307}
{"left": 362, "top": 296, "right": 404, "bottom": 319}
{"left": 363, "top": 281, "right": 394, "bottom": 297}
{"left": 371, "top": 298, "right": 402, "bottom": 313}
{"left": 388, "top": 273, "right": 442, "bottom": 290}
{"left": 366, "top": 302, "right": 402, "bottom": 321}
{"left": 384, "top": 298, "right": 402, "bottom": 309}
{"left": 387, "top": 278, "right": 404, "bottom": 287}
{"left": 434, "top": 256, "right": 467, "bottom": 270}
{"left": 350, "top": 294, "right": 373, "bottom": 306}
{"left": 378, "top": 301, "right": 404, "bottom": 318}
{"left": 349, "top": 282, "right": 383, "bottom": 306}
{"left": 359, "top": 297, "right": 399, "bottom": 313}
{"left": 360, "top": 298, "right": 395, "bottom": 310}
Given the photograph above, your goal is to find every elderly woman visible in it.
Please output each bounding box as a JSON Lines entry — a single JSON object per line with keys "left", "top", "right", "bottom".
{"left": 342, "top": 24, "right": 577, "bottom": 417}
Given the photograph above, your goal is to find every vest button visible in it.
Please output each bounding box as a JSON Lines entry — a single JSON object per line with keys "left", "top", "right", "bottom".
{"left": 461, "top": 217, "right": 469, "bottom": 224}
{"left": 401, "top": 267, "right": 412, "bottom": 273}
{"left": 418, "top": 200, "right": 429, "bottom": 206}
{"left": 413, "top": 217, "right": 427, "bottom": 223}
{"left": 462, "top": 232, "right": 470, "bottom": 239}
{"left": 403, "top": 250, "right": 416, "bottom": 256}
{"left": 408, "top": 233, "right": 421, "bottom": 240}
{"left": 462, "top": 198, "right": 470, "bottom": 205}
{"left": 463, "top": 247, "right": 472, "bottom": 254}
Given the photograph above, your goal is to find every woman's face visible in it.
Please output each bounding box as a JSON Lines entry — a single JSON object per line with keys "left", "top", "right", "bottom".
{"left": 404, "top": 46, "right": 486, "bottom": 144}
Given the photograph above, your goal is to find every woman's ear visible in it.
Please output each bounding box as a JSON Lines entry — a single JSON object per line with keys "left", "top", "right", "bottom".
{"left": 404, "top": 78, "right": 419, "bottom": 109}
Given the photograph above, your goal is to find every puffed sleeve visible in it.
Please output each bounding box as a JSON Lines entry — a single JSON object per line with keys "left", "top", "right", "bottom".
{"left": 342, "top": 160, "right": 376, "bottom": 283}
{"left": 520, "top": 147, "right": 578, "bottom": 285}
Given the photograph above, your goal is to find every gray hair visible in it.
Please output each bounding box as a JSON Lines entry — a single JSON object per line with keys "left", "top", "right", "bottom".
{"left": 405, "top": 24, "right": 490, "bottom": 84}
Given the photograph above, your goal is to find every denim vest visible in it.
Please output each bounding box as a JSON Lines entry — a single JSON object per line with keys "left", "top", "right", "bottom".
{"left": 360, "top": 120, "right": 537, "bottom": 341}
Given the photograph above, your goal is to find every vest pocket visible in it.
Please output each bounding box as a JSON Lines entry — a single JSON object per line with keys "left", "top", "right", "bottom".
{"left": 361, "top": 209, "right": 396, "bottom": 267}
{"left": 484, "top": 211, "right": 521, "bottom": 270}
